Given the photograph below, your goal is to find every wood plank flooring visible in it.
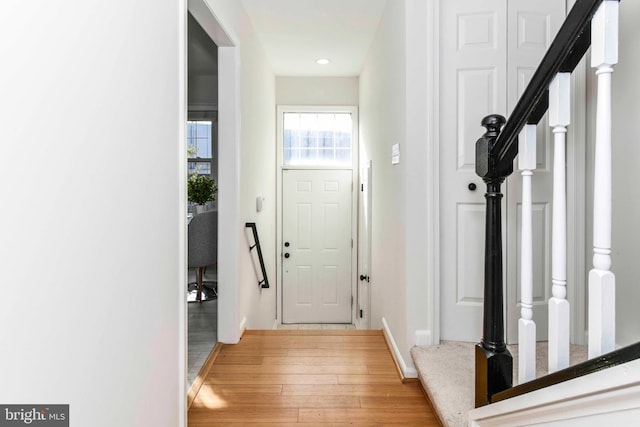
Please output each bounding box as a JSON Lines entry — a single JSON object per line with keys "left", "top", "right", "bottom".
{"left": 188, "top": 329, "right": 441, "bottom": 426}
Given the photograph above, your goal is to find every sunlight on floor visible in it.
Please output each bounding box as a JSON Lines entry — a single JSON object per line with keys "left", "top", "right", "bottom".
{"left": 196, "top": 384, "right": 229, "bottom": 410}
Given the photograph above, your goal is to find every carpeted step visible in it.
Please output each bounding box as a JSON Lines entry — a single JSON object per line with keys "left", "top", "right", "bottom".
{"left": 410, "top": 341, "right": 588, "bottom": 427}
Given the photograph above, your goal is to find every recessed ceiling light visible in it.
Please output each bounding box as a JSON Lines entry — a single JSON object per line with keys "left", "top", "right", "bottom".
{"left": 316, "top": 58, "right": 330, "bottom": 65}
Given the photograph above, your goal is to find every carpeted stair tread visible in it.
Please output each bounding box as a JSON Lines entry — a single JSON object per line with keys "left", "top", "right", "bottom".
{"left": 410, "top": 341, "right": 588, "bottom": 427}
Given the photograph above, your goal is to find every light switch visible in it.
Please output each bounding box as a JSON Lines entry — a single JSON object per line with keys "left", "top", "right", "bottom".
{"left": 391, "top": 144, "right": 400, "bottom": 165}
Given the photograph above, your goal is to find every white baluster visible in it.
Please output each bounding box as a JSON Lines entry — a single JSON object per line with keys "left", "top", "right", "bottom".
{"left": 589, "top": 0, "right": 618, "bottom": 359}
{"left": 548, "top": 72, "right": 571, "bottom": 373}
{"left": 519, "top": 124, "right": 537, "bottom": 383}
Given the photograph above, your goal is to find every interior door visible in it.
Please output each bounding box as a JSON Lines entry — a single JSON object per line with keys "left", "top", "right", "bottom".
{"left": 356, "top": 161, "right": 372, "bottom": 329}
{"left": 440, "top": 0, "right": 508, "bottom": 342}
{"left": 282, "top": 169, "right": 353, "bottom": 323}
{"left": 440, "top": 0, "right": 563, "bottom": 342}
{"left": 505, "top": 0, "right": 565, "bottom": 344}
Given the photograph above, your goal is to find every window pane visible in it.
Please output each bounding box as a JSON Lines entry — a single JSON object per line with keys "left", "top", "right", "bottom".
{"left": 188, "top": 161, "right": 211, "bottom": 176}
{"left": 187, "top": 120, "right": 212, "bottom": 158}
{"left": 283, "top": 112, "right": 352, "bottom": 166}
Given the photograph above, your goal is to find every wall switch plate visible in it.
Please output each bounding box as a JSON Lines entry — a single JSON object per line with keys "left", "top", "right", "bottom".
{"left": 392, "top": 143, "right": 400, "bottom": 164}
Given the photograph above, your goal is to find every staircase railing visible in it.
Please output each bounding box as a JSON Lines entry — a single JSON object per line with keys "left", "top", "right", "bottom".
{"left": 475, "top": 0, "right": 620, "bottom": 406}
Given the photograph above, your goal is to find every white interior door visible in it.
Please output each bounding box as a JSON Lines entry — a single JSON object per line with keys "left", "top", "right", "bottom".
{"left": 440, "top": 0, "right": 563, "bottom": 342}
{"left": 505, "top": 0, "right": 565, "bottom": 344}
{"left": 440, "top": 0, "right": 508, "bottom": 342}
{"left": 356, "top": 161, "right": 372, "bottom": 329}
{"left": 282, "top": 169, "right": 353, "bottom": 323}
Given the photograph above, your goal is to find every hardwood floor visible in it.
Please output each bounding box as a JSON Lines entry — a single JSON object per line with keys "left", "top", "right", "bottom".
{"left": 188, "top": 329, "right": 441, "bottom": 426}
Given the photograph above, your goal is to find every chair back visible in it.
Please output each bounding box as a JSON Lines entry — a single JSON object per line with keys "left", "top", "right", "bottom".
{"left": 188, "top": 210, "right": 217, "bottom": 268}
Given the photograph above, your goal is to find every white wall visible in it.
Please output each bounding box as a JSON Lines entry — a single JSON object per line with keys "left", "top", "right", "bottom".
{"left": 276, "top": 76, "right": 359, "bottom": 105}
{"left": 586, "top": 0, "right": 640, "bottom": 348}
{"left": 360, "top": 0, "right": 407, "bottom": 343}
{"left": 360, "top": 0, "right": 436, "bottom": 375}
{"left": 237, "top": 21, "right": 277, "bottom": 330}
{"left": 205, "top": 0, "right": 277, "bottom": 331}
{"left": 0, "top": 1, "right": 186, "bottom": 426}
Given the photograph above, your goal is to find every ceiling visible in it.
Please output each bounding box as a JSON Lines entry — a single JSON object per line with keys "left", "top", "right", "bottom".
{"left": 241, "top": 0, "right": 387, "bottom": 76}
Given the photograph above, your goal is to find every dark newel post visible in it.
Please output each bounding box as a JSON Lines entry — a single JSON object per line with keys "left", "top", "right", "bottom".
{"left": 475, "top": 114, "right": 513, "bottom": 407}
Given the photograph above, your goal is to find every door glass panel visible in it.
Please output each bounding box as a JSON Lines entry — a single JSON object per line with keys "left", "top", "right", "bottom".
{"left": 283, "top": 113, "right": 352, "bottom": 166}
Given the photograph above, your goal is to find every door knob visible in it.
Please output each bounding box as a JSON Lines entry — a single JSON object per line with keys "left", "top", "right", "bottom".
{"left": 284, "top": 242, "right": 290, "bottom": 247}
{"left": 284, "top": 253, "right": 290, "bottom": 258}
{"left": 468, "top": 183, "right": 477, "bottom": 191}
{"left": 359, "top": 274, "right": 369, "bottom": 281}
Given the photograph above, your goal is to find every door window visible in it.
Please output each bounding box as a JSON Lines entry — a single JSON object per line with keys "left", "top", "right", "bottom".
{"left": 283, "top": 112, "right": 352, "bottom": 166}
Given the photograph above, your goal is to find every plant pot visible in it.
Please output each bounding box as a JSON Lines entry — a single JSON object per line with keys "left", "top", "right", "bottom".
{"left": 194, "top": 204, "right": 206, "bottom": 215}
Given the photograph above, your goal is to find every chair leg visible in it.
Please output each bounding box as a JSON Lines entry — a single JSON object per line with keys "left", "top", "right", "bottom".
{"left": 197, "top": 267, "right": 204, "bottom": 303}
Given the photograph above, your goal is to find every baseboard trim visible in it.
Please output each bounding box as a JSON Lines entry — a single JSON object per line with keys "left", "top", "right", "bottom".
{"left": 381, "top": 317, "right": 418, "bottom": 381}
{"left": 187, "top": 342, "right": 223, "bottom": 409}
{"left": 239, "top": 316, "right": 247, "bottom": 338}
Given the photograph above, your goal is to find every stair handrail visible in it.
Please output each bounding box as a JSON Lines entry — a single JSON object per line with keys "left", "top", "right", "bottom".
{"left": 475, "top": 0, "right": 620, "bottom": 407}
{"left": 490, "top": 0, "right": 603, "bottom": 167}
{"left": 492, "top": 342, "right": 640, "bottom": 403}
{"left": 245, "top": 222, "right": 270, "bottom": 289}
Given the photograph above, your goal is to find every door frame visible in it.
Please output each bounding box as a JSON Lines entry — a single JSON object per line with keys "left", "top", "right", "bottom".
{"left": 356, "top": 160, "right": 373, "bottom": 329}
{"left": 276, "top": 105, "right": 359, "bottom": 325}
{"left": 188, "top": 0, "right": 241, "bottom": 345}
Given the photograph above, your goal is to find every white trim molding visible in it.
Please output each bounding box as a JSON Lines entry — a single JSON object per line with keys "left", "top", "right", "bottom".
{"left": 414, "top": 330, "right": 432, "bottom": 347}
{"left": 469, "top": 358, "right": 640, "bottom": 426}
{"left": 425, "top": 0, "right": 441, "bottom": 347}
{"left": 239, "top": 316, "right": 247, "bottom": 336}
{"left": 382, "top": 318, "right": 418, "bottom": 379}
{"left": 216, "top": 45, "right": 241, "bottom": 344}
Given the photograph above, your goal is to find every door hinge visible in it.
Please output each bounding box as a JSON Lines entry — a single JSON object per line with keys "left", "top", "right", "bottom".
{"left": 351, "top": 238, "right": 353, "bottom": 248}
{"left": 361, "top": 184, "right": 364, "bottom": 191}
{"left": 360, "top": 309, "right": 363, "bottom": 318}
{"left": 351, "top": 296, "right": 353, "bottom": 307}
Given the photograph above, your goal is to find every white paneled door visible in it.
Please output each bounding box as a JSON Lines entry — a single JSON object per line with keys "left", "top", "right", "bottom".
{"left": 505, "top": 0, "right": 565, "bottom": 344}
{"left": 440, "top": 0, "right": 508, "bottom": 343}
{"left": 440, "top": 0, "right": 564, "bottom": 342}
{"left": 282, "top": 169, "right": 353, "bottom": 323}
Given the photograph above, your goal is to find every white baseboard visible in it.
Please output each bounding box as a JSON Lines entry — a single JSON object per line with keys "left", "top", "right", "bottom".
{"left": 415, "top": 329, "right": 432, "bottom": 346}
{"left": 382, "top": 317, "right": 418, "bottom": 378}
{"left": 239, "top": 316, "right": 247, "bottom": 336}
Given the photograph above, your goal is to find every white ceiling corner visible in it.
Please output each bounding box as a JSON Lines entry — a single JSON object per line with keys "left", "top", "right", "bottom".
{"left": 240, "top": 0, "right": 387, "bottom": 77}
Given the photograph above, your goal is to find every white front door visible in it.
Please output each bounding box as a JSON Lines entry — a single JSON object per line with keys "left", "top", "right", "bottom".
{"left": 282, "top": 169, "right": 353, "bottom": 323}
{"left": 440, "top": 0, "right": 564, "bottom": 342}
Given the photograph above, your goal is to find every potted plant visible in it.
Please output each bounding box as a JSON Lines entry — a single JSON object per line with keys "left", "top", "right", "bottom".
{"left": 188, "top": 174, "right": 217, "bottom": 215}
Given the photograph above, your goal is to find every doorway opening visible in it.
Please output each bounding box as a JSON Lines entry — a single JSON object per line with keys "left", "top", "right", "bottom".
{"left": 186, "top": 12, "right": 219, "bottom": 387}
{"left": 185, "top": 0, "right": 241, "bottom": 394}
